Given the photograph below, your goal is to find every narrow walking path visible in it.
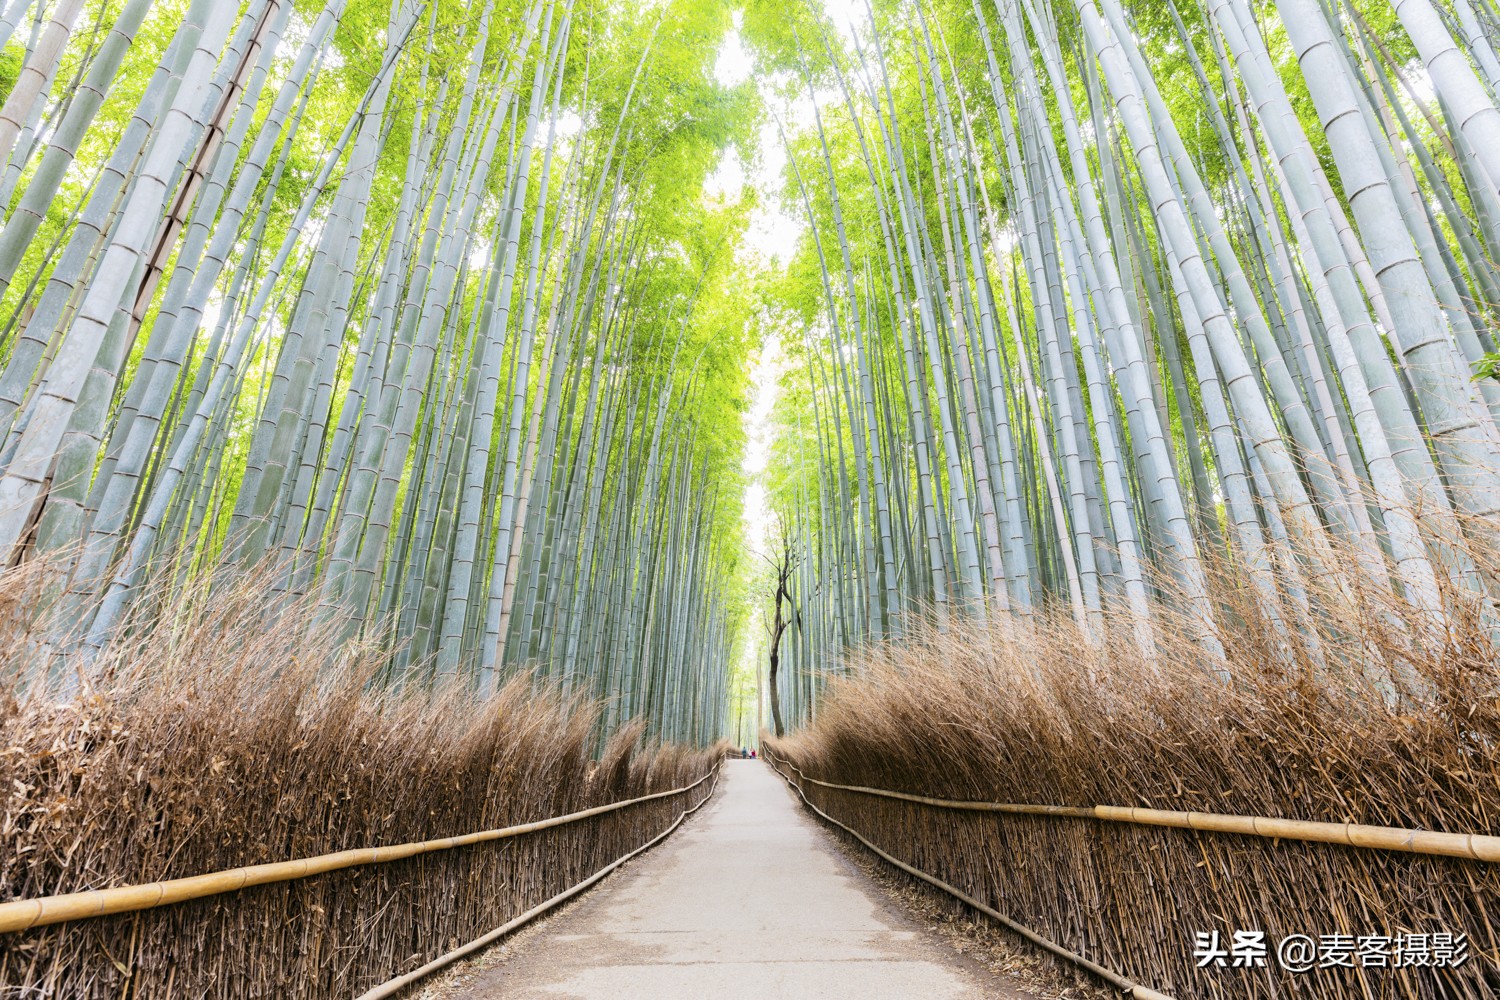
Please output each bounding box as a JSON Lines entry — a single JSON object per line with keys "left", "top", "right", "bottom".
{"left": 434, "top": 759, "right": 1033, "bottom": 999}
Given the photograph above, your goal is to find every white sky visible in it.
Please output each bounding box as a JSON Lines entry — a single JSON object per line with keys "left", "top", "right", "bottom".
{"left": 707, "top": 2, "right": 862, "bottom": 562}
{"left": 712, "top": 3, "right": 864, "bottom": 726}
{"left": 710, "top": 14, "right": 790, "bottom": 561}
{"left": 708, "top": 19, "right": 802, "bottom": 267}
{"left": 709, "top": 0, "right": 865, "bottom": 263}
{"left": 740, "top": 332, "right": 784, "bottom": 560}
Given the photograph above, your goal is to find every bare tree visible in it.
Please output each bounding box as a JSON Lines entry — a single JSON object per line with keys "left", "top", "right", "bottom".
{"left": 764, "top": 516, "right": 799, "bottom": 739}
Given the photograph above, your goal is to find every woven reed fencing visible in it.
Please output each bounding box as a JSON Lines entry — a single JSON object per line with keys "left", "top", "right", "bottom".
{"left": 1, "top": 696, "right": 718, "bottom": 997}
{"left": 766, "top": 748, "right": 1499, "bottom": 999}
{"left": 763, "top": 594, "right": 1500, "bottom": 1000}
{"left": 0, "top": 571, "right": 725, "bottom": 998}
{"left": 768, "top": 749, "right": 1500, "bottom": 1000}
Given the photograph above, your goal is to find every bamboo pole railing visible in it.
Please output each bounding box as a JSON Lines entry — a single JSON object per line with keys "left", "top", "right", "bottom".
{"left": 763, "top": 750, "right": 1175, "bottom": 1000}
{"left": 770, "top": 755, "right": 1500, "bottom": 862}
{"left": 356, "top": 767, "right": 721, "bottom": 999}
{"left": 0, "top": 767, "right": 718, "bottom": 934}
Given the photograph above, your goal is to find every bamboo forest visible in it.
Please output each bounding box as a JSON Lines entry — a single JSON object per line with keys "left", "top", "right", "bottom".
{"left": 2, "top": 0, "right": 1499, "bottom": 995}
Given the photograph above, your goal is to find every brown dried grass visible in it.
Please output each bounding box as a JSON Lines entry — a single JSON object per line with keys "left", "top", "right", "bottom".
{"left": 769, "top": 529, "right": 1500, "bottom": 999}
{"left": 0, "top": 564, "right": 720, "bottom": 997}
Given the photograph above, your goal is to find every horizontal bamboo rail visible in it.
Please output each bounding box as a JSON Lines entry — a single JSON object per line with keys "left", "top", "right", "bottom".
{"left": 357, "top": 767, "right": 721, "bottom": 999}
{"left": 764, "top": 751, "right": 1174, "bottom": 1000}
{"left": 0, "top": 768, "right": 717, "bottom": 934}
{"left": 776, "top": 758, "right": 1500, "bottom": 862}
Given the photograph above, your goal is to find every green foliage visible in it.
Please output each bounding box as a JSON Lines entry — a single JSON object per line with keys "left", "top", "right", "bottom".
{"left": 1475, "top": 352, "right": 1500, "bottom": 382}
{"left": 0, "top": 37, "right": 22, "bottom": 98}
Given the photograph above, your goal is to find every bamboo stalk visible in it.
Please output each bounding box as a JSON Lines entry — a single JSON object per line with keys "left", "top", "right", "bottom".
{"left": 773, "top": 756, "right": 1500, "bottom": 863}
{"left": 0, "top": 768, "right": 717, "bottom": 934}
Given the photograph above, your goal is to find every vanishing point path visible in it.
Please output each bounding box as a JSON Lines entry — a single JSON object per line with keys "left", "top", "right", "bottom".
{"left": 434, "top": 759, "right": 1036, "bottom": 999}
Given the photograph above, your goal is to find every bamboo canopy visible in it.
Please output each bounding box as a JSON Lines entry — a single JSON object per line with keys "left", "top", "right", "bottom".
{"left": 752, "top": 0, "right": 1500, "bottom": 724}
{"left": 0, "top": 0, "right": 757, "bottom": 745}
{"left": 4, "top": 0, "right": 1500, "bottom": 992}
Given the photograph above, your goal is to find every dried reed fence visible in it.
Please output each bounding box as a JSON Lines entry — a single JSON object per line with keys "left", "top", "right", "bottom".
{"left": 0, "top": 564, "right": 721, "bottom": 998}
{"left": 766, "top": 537, "right": 1500, "bottom": 1000}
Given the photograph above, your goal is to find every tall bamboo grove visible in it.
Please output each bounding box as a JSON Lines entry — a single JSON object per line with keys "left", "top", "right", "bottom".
{"left": 7, "top": 0, "right": 1500, "bottom": 740}
{"left": 0, "top": 0, "right": 759, "bottom": 745}
{"left": 751, "top": 0, "right": 1500, "bottom": 725}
